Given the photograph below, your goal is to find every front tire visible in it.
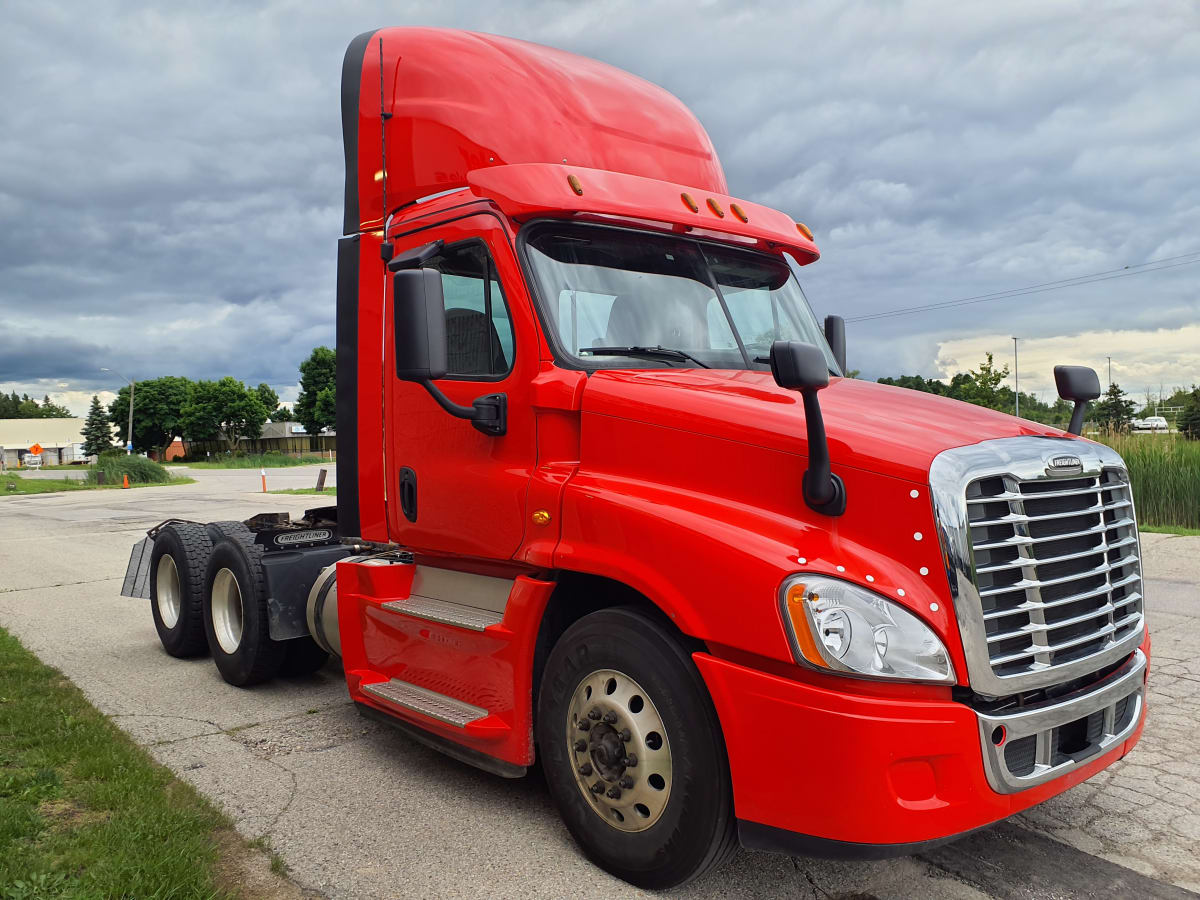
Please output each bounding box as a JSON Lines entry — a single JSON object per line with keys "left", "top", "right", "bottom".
{"left": 536, "top": 607, "right": 737, "bottom": 889}
{"left": 202, "top": 537, "right": 285, "bottom": 686}
{"left": 150, "top": 523, "right": 213, "bottom": 658}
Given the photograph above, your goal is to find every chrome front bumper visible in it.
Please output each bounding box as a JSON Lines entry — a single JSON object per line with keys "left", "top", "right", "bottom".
{"left": 977, "top": 649, "right": 1146, "bottom": 794}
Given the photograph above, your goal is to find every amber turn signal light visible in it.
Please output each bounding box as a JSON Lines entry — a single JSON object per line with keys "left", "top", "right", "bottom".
{"left": 707, "top": 198, "right": 725, "bottom": 218}
{"left": 681, "top": 192, "right": 699, "bottom": 213}
{"left": 796, "top": 222, "right": 814, "bottom": 240}
{"left": 784, "top": 582, "right": 827, "bottom": 668}
{"left": 730, "top": 203, "right": 748, "bottom": 223}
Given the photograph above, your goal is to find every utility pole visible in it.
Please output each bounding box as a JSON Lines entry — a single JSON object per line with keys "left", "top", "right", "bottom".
{"left": 101, "top": 367, "right": 135, "bottom": 455}
{"left": 1012, "top": 337, "right": 1019, "bottom": 418}
{"left": 1106, "top": 356, "right": 1113, "bottom": 387}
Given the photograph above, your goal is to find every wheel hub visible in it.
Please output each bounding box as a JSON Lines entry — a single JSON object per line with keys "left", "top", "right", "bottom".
{"left": 566, "top": 668, "right": 672, "bottom": 832}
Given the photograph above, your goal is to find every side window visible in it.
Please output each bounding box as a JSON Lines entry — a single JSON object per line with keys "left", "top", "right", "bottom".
{"left": 430, "top": 242, "right": 515, "bottom": 377}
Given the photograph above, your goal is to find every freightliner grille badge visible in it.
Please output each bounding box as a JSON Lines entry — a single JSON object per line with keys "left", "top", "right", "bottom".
{"left": 1046, "top": 455, "right": 1083, "bottom": 475}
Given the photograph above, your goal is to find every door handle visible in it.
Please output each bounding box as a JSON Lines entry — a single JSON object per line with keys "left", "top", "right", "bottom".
{"left": 399, "top": 467, "right": 418, "bottom": 522}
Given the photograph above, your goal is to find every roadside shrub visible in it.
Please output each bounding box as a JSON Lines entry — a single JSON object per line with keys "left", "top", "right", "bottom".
{"left": 98, "top": 448, "right": 125, "bottom": 462}
{"left": 88, "top": 456, "right": 172, "bottom": 485}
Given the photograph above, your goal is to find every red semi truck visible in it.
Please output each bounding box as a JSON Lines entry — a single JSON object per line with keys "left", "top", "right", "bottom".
{"left": 123, "top": 27, "right": 1150, "bottom": 889}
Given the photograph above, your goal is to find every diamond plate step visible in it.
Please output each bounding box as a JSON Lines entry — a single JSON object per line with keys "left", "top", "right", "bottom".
{"left": 381, "top": 596, "right": 504, "bottom": 631}
{"left": 361, "top": 679, "right": 488, "bottom": 728}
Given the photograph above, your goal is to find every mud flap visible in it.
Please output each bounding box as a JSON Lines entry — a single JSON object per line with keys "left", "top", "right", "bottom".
{"left": 121, "top": 536, "right": 154, "bottom": 599}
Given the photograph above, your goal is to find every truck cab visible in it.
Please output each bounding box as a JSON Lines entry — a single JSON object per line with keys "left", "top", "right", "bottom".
{"left": 130, "top": 27, "right": 1149, "bottom": 890}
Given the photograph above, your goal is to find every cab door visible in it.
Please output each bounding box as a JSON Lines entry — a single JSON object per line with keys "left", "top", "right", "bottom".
{"left": 385, "top": 213, "right": 537, "bottom": 561}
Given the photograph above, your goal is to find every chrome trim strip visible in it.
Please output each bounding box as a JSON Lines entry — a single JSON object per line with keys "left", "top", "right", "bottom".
{"left": 929, "top": 436, "right": 1145, "bottom": 696}
{"left": 977, "top": 649, "right": 1146, "bottom": 793}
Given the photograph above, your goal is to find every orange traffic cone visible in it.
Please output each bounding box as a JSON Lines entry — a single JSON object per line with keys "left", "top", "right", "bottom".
{"left": 122, "top": 474, "right": 130, "bottom": 489}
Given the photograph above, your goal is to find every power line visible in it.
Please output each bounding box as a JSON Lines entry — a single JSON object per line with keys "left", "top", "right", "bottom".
{"left": 845, "top": 251, "right": 1200, "bottom": 323}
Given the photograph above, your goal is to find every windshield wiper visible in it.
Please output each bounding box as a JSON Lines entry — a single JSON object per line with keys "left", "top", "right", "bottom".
{"left": 578, "top": 346, "right": 711, "bottom": 368}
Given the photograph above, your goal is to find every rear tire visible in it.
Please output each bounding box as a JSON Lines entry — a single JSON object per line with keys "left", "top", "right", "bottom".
{"left": 150, "top": 523, "right": 212, "bottom": 658}
{"left": 536, "top": 607, "right": 737, "bottom": 889}
{"left": 202, "top": 536, "right": 285, "bottom": 686}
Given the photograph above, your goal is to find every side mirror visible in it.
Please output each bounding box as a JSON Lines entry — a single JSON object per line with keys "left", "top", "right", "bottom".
{"left": 392, "top": 267, "right": 506, "bottom": 437}
{"left": 823, "top": 315, "right": 846, "bottom": 375}
{"left": 393, "top": 268, "right": 448, "bottom": 382}
{"left": 1054, "top": 365, "right": 1101, "bottom": 436}
{"left": 769, "top": 341, "right": 846, "bottom": 516}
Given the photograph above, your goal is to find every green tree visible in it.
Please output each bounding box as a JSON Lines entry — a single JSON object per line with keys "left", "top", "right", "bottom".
{"left": 0, "top": 392, "right": 16, "bottom": 417}
{"left": 254, "top": 383, "right": 283, "bottom": 421}
{"left": 180, "top": 378, "right": 269, "bottom": 452}
{"left": 294, "top": 347, "right": 336, "bottom": 437}
{"left": 17, "top": 394, "right": 39, "bottom": 418}
{"left": 81, "top": 395, "right": 114, "bottom": 457}
{"left": 109, "top": 376, "right": 192, "bottom": 456}
{"left": 36, "top": 394, "right": 73, "bottom": 418}
{"left": 1177, "top": 388, "right": 1200, "bottom": 440}
{"left": 1092, "top": 382, "right": 1136, "bottom": 433}
{"left": 958, "top": 353, "right": 1010, "bottom": 411}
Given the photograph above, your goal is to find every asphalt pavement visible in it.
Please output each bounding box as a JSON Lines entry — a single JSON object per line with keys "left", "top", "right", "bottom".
{"left": 0, "top": 467, "right": 1196, "bottom": 899}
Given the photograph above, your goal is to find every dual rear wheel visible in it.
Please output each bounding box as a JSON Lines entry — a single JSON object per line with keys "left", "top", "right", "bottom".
{"left": 149, "top": 522, "right": 329, "bottom": 685}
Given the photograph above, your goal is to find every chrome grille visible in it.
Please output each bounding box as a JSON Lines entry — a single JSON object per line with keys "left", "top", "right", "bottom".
{"left": 930, "top": 436, "right": 1146, "bottom": 697}
{"left": 966, "top": 468, "right": 1143, "bottom": 678}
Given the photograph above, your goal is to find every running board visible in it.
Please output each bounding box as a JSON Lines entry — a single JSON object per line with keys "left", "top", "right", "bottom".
{"left": 381, "top": 595, "right": 504, "bottom": 631}
{"left": 361, "top": 678, "right": 488, "bottom": 728}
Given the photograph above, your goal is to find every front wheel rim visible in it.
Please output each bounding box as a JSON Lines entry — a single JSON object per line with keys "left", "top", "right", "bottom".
{"left": 566, "top": 668, "right": 673, "bottom": 832}
{"left": 156, "top": 554, "right": 182, "bottom": 629}
{"left": 210, "top": 568, "right": 244, "bottom": 654}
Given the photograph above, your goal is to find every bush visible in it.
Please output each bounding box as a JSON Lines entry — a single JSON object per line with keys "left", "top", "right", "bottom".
{"left": 88, "top": 456, "right": 172, "bottom": 485}
{"left": 98, "top": 448, "right": 126, "bottom": 462}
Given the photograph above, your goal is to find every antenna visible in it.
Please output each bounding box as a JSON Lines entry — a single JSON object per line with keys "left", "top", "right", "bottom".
{"left": 378, "top": 37, "right": 391, "bottom": 222}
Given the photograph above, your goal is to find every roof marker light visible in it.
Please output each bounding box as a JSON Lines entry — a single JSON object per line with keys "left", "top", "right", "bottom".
{"left": 730, "top": 203, "right": 748, "bottom": 223}
{"left": 681, "top": 192, "right": 699, "bottom": 213}
{"left": 567, "top": 174, "right": 584, "bottom": 195}
{"left": 707, "top": 198, "right": 725, "bottom": 218}
{"left": 796, "top": 222, "right": 814, "bottom": 240}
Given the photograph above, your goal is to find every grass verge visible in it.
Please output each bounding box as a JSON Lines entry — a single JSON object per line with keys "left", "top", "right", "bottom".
{"left": 174, "top": 455, "right": 331, "bottom": 469}
{"left": 267, "top": 487, "right": 336, "bottom": 496}
{"left": 1, "top": 475, "right": 194, "bottom": 497}
{"left": 0, "top": 626, "right": 230, "bottom": 897}
{"left": 1139, "top": 524, "right": 1200, "bottom": 537}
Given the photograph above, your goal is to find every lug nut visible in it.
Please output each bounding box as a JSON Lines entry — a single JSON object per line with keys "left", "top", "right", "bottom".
{"left": 590, "top": 782, "right": 605, "bottom": 794}
{"left": 577, "top": 720, "right": 590, "bottom": 731}
{"left": 622, "top": 753, "right": 637, "bottom": 767}
{"left": 578, "top": 763, "right": 593, "bottom": 776}
{"left": 587, "top": 708, "right": 601, "bottom": 720}
{"left": 574, "top": 739, "right": 587, "bottom": 752}
{"left": 618, "top": 728, "right": 631, "bottom": 741}
{"left": 619, "top": 776, "right": 634, "bottom": 788}
{"left": 603, "top": 711, "right": 618, "bottom": 724}
{"left": 606, "top": 787, "right": 622, "bottom": 799}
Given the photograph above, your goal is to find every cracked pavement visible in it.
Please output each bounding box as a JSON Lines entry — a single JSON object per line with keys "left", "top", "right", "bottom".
{"left": 0, "top": 468, "right": 1196, "bottom": 898}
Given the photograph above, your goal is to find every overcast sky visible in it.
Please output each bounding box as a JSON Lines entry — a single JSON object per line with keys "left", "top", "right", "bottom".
{"left": 2, "top": 0, "right": 1197, "bottom": 415}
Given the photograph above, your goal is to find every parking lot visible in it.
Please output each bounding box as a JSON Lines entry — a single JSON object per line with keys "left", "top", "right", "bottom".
{"left": 0, "top": 467, "right": 1197, "bottom": 899}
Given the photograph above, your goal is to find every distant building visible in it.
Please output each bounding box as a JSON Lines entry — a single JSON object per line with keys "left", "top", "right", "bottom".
{"left": 181, "top": 422, "right": 335, "bottom": 459}
{"left": 0, "top": 418, "right": 108, "bottom": 467}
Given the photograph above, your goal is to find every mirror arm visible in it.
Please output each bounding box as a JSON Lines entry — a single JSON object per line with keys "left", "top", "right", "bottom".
{"left": 419, "top": 381, "right": 507, "bottom": 437}
{"left": 1067, "top": 400, "right": 1089, "bottom": 436}
{"left": 800, "top": 390, "right": 846, "bottom": 516}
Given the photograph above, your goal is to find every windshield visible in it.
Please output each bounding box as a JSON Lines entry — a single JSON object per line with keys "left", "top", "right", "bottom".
{"left": 523, "top": 224, "right": 839, "bottom": 372}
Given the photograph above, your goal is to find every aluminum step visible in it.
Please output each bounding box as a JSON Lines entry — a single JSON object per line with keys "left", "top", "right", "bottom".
{"left": 361, "top": 679, "right": 488, "bottom": 728}
{"left": 381, "top": 595, "right": 504, "bottom": 631}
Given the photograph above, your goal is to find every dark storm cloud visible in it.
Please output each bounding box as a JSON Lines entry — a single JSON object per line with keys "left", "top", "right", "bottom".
{"left": 1, "top": 0, "right": 1197, "bottom": 411}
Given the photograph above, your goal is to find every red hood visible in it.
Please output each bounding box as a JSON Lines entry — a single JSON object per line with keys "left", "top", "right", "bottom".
{"left": 582, "top": 369, "right": 1066, "bottom": 484}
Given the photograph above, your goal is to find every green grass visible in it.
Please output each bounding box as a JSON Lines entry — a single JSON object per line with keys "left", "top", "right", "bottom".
{"left": 267, "top": 487, "right": 336, "bottom": 495}
{"left": 173, "top": 454, "right": 330, "bottom": 469}
{"left": 1, "top": 474, "right": 194, "bottom": 497}
{"left": 1098, "top": 432, "right": 1200, "bottom": 530}
{"left": 0, "top": 626, "right": 233, "bottom": 897}
{"left": 1139, "top": 524, "right": 1200, "bottom": 536}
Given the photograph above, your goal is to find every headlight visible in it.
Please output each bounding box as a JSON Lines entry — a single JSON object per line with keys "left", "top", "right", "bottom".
{"left": 780, "top": 575, "right": 954, "bottom": 683}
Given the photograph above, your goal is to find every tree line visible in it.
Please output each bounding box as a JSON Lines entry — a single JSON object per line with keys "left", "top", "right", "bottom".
{"left": 78, "top": 347, "right": 337, "bottom": 457}
{"left": 0, "top": 392, "right": 73, "bottom": 419}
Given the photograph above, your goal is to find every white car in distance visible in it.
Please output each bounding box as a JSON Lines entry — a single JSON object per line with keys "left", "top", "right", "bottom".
{"left": 1132, "top": 415, "right": 1169, "bottom": 433}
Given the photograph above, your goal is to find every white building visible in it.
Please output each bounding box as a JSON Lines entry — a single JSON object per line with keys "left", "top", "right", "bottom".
{"left": 0, "top": 418, "right": 109, "bottom": 468}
